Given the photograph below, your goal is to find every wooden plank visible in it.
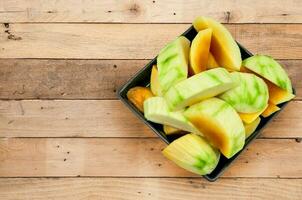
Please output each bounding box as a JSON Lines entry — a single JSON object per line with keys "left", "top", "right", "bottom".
{"left": 0, "top": 178, "right": 301, "bottom": 200}
{"left": 0, "top": 0, "right": 301, "bottom": 23}
{"left": 0, "top": 59, "right": 300, "bottom": 100}
{"left": 0, "top": 138, "right": 300, "bottom": 177}
{"left": 0, "top": 100, "right": 301, "bottom": 138}
{"left": 0, "top": 59, "right": 142, "bottom": 100}
{"left": 0, "top": 24, "right": 301, "bottom": 59}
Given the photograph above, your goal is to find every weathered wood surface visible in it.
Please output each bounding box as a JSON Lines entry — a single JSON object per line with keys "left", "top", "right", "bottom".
{"left": 0, "top": 138, "right": 300, "bottom": 178}
{"left": 0, "top": 1, "right": 301, "bottom": 199}
{"left": 0, "top": 100, "right": 301, "bottom": 138}
{"left": 0, "top": 59, "right": 300, "bottom": 99}
{"left": 0, "top": 0, "right": 301, "bottom": 23}
{"left": 0, "top": 178, "right": 301, "bottom": 200}
{"left": 0, "top": 24, "right": 301, "bottom": 59}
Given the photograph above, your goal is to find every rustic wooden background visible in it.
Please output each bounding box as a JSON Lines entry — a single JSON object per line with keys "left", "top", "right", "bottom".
{"left": 0, "top": 0, "right": 301, "bottom": 199}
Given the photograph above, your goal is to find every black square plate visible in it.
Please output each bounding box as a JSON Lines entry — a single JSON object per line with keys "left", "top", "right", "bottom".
{"left": 117, "top": 25, "right": 294, "bottom": 181}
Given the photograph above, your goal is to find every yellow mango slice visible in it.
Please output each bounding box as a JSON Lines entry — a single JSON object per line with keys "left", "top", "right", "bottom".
{"left": 265, "top": 80, "right": 295, "bottom": 105}
{"left": 163, "top": 125, "right": 183, "bottom": 135}
{"left": 244, "top": 117, "right": 261, "bottom": 138}
{"left": 239, "top": 104, "right": 268, "bottom": 124}
{"left": 193, "top": 16, "right": 242, "bottom": 71}
{"left": 261, "top": 102, "right": 280, "bottom": 117}
{"left": 189, "top": 28, "right": 212, "bottom": 74}
{"left": 127, "top": 87, "right": 154, "bottom": 112}
{"left": 184, "top": 98, "right": 245, "bottom": 158}
{"left": 207, "top": 52, "right": 220, "bottom": 69}
{"left": 150, "top": 65, "right": 162, "bottom": 96}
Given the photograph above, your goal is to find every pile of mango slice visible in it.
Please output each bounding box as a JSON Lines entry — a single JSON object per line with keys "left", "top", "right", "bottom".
{"left": 127, "top": 16, "right": 294, "bottom": 175}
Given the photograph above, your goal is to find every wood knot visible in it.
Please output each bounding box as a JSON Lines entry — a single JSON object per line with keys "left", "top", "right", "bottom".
{"left": 129, "top": 3, "right": 140, "bottom": 14}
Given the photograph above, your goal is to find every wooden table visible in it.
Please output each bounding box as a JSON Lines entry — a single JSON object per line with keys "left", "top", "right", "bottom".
{"left": 0, "top": 1, "right": 301, "bottom": 199}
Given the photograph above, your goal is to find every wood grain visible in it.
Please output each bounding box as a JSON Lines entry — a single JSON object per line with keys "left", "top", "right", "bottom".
{"left": 0, "top": 178, "right": 301, "bottom": 200}
{"left": 0, "top": 100, "right": 301, "bottom": 138}
{"left": 0, "top": 59, "right": 300, "bottom": 100}
{"left": 0, "top": 24, "right": 301, "bottom": 59}
{"left": 0, "top": 138, "right": 300, "bottom": 177}
{"left": 0, "top": 0, "right": 301, "bottom": 23}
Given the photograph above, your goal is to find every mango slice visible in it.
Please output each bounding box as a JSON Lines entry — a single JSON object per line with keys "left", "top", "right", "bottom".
{"left": 127, "top": 87, "right": 154, "bottom": 112}
{"left": 150, "top": 65, "right": 162, "bottom": 96}
{"left": 162, "top": 134, "right": 220, "bottom": 175}
{"left": 157, "top": 36, "right": 190, "bottom": 94}
{"left": 163, "top": 125, "right": 183, "bottom": 135}
{"left": 144, "top": 97, "right": 200, "bottom": 134}
{"left": 165, "top": 68, "right": 235, "bottom": 111}
{"left": 243, "top": 55, "right": 292, "bottom": 93}
{"left": 189, "top": 28, "right": 212, "bottom": 74}
{"left": 261, "top": 102, "right": 280, "bottom": 117}
{"left": 240, "top": 66, "right": 295, "bottom": 105}
{"left": 244, "top": 117, "right": 261, "bottom": 138}
{"left": 239, "top": 104, "right": 268, "bottom": 124}
{"left": 207, "top": 52, "right": 220, "bottom": 69}
{"left": 184, "top": 98, "right": 245, "bottom": 158}
{"left": 265, "top": 79, "right": 295, "bottom": 105}
{"left": 193, "top": 16, "right": 242, "bottom": 71}
{"left": 219, "top": 72, "right": 269, "bottom": 113}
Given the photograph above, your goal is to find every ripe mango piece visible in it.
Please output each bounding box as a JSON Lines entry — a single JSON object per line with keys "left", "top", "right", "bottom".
{"left": 238, "top": 104, "right": 268, "bottom": 124}
{"left": 261, "top": 102, "right": 280, "bottom": 118}
{"left": 157, "top": 36, "right": 190, "bottom": 94}
{"left": 207, "top": 52, "right": 220, "bottom": 69}
{"left": 244, "top": 117, "right": 261, "bottom": 138}
{"left": 163, "top": 125, "right": 184, "bottom": 135}
{"left": 265, "top": 79, "right": 295, "bottom": 105}
{"left": 189, "top": 28, "right": 212, "bottom": 74}
{"left": 193, "top": 16, "right": 242, "bottom": 71}
{"left": 127, "top": 87, "right": 154, "bottom": 112}
{"left": 162, "top": 134, "right": 220, "bottom": 175}
{"left": 150, "top": 65, "right": 162, "bottom": 96}
{"left": 184, "top": 98, "right": 245, "bottom": 158}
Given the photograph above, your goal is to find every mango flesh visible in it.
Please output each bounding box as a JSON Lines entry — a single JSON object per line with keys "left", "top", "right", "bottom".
{"left": 265, "top": 79, "right": 295, "bottom": 105}
{"left": 244, "top": 117, "right": 261, "bottom": 138}
{"left": 162, "top": 133, "right": 220, "bottom": 175}
{"left": 165, "top": 68, "right": 235, "bottom": 111}
{"left": 150, "top": 65, "right": 162, "bottom": 96}
{"left": 189, "top": 28, "right": 212, "bottom": 74}
{"left": 261, "top": 102, "right": 280, "bottom": 118}
{"left": 144, "top": 97, "right": 200, "bottom": 134}
{"left": 184, "top": 98, "right": 245, "bottom": 158}
{"left": 127, "top": 87, "right": 154, "bottom": 112}
{"left": 239, "top": 104, "right": 268, "bottom": 124}
{"left": 219, "top": 72, "right": 269, "bottom": 113}
{"left": 163, "top": 125, "right": 184, "bottom": 135}
{"left": 193, "top": 16, "right": 242, "bottom": 71}
{"left": 243, "top": 55, "right": 292, "bottom": 93}
{"left": 157, "top": 36, "right": 190, "bottom": 94}
{"left": 207, "top": 52, "right": 220, "bottom": 69}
